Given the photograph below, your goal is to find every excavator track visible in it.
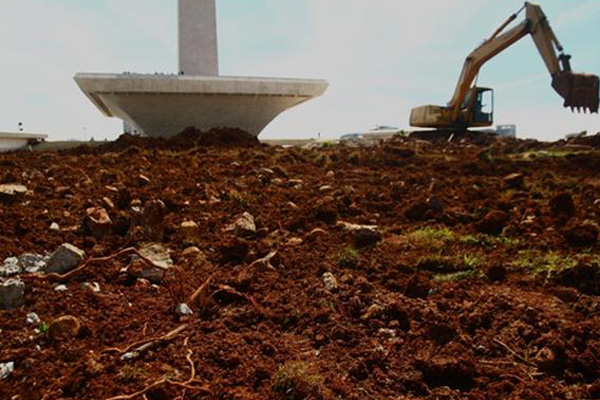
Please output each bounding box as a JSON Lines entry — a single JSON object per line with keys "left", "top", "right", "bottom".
{"left": 552, "top": 71, "right": 599, "bottom": 114}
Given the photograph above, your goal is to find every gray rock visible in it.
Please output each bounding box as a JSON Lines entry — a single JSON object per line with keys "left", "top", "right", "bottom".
{"left": 176, "top": 303, "right": 194, "bottom": 316}
{"left": 50, "top": 222, "right": 60, "bottom": 231}
{"left": 128, "top": 243, "right": 173, "bottom": 283}
{"left": 0, "top": 362, "right": 15, "bottom": 379}
{"left": 45, "top": 244, "right": 85, "bottom": 274}
{"left": 18, "top": 254, "right": 47, "bottom": 274}
{"left": 0, "top": 258, "right": 21, "bottom": 277}
{"left": 121, "top": 352, "right": 139, "bottom": 361}
{"left": 26, "top": 312, "right": 40, "bottom": 325}
{"left": 0, "top": 278, "right": 25, "bottom": 310}
{"left": 229, "top": 212, "right": 256, "bottom": 237}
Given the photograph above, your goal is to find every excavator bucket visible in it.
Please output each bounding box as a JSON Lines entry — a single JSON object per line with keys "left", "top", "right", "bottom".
{"left": 552, "top": 71, "right": 599, "bottom": 113}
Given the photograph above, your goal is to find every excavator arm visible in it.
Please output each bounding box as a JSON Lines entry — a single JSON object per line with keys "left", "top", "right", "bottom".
{"left": 410, "top": 2, "right": 599, "bottom": 129}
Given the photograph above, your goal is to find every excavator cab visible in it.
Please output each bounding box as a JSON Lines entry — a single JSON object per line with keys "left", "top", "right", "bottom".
{"left": 462, "top": 87, "right": 494, "bottom": 126}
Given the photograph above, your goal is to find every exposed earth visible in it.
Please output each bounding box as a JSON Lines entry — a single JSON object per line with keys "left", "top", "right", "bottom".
{"left": 0, "top": 128, "right": 599, "bottom": 400}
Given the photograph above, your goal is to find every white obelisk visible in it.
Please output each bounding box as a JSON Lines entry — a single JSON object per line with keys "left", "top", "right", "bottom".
{"left": 178, "top": 0, "right": 219, "bottom": 76}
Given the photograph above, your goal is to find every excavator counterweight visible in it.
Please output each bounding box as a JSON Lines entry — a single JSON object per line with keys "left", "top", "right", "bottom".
{"left": 410, "top": 2, "right": 599, "bottom": 129}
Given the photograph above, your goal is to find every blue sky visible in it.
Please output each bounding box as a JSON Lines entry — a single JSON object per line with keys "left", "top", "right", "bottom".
{"left": 0, "top": 0, "right": 598, "bottom": 141}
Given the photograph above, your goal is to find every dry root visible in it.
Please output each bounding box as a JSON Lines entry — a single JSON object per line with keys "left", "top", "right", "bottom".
{"left": 39, "top": 247, "right": 169, "bottom": 283}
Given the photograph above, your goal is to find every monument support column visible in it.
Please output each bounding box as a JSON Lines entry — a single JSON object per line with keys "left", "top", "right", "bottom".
{"left": 179, "top": 0, "right": 219, "bottom": 76}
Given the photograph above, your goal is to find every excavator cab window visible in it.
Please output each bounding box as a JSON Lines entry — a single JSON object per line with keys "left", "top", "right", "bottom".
{"left": 473, "top": 88, "right": 494, "bottom": 124}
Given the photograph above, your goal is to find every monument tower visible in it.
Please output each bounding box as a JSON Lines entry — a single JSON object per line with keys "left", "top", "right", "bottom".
{"left": 75, "top": 0, "right": 328, "bottom": 138}
{"left": 179, "top": 0, "right": 219, "bottom": 76}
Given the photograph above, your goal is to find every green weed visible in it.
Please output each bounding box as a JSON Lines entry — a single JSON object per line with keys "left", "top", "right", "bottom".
{"left": 337, "top": 247, "right": 359, "bottom": 268}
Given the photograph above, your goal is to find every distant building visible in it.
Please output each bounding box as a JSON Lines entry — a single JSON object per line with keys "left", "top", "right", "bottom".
{"left": 0, "top": 132, "right": 47, "bottom": 152}
{"left": 496, "top": 124, "right": 517, "bottom": 138}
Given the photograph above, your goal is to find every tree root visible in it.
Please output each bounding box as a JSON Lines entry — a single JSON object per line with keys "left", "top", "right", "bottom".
{"left": 103, "top": 324, "right": 188, "bottom": 354}
{"left": 105, "top": 334, "right": 208, "bottom": 400}
{"left": 38, "top": 247, "right": 169, "bottom": 283}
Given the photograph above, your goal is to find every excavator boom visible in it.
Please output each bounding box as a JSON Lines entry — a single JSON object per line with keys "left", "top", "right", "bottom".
{"left": 410, "top": 2, "right": 599, "bottom": 129}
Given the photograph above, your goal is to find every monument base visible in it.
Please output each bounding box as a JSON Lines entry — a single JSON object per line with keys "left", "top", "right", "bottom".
{"left": 74, "top": 73, "right": 328, "bottom": 138}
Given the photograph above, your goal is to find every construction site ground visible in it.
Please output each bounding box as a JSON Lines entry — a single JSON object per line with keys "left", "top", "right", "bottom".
{"left": 0, "top": 129, "right": 599, "bottom": 400}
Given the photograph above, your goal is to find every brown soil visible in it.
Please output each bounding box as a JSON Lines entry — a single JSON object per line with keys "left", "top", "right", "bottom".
{"left": 0, "top": 132, "right": 599, "bottom": 399}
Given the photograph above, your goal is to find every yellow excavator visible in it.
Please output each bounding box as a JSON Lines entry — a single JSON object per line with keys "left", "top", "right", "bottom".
{"left": 410, "top": 2, "right": 599, "bottom": 130}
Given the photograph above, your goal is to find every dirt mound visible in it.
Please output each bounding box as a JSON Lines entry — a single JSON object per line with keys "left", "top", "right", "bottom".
{"left": 74, "top": 127, "right": 260, "bottom": 155}
{"left": 1, "top": 134, "right": 599, "bottom": 399}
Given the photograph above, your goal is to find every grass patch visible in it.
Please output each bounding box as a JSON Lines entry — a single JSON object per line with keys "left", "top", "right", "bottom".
{"left": 406, "top": 226, "right": 455, "bottom": 248}
{"left": 459, "top": 233, "right": 521, "bottom": 248}
{"left": 272, "top": 361, "right": 323, "bottom": 400}
{"left": 510, "top": 250, "right": 577, "bottom": 278}
{"left": 417, "top": 254, "right": 481, "bottom": 274}
{"left": 509, "top": 149, "right": 591, "bottom": 161}
{"left": 337, "top": 247, "right": 360, "bottom": 268}
{"left": 433, "top": 270, "right": 477, "bottom": 282}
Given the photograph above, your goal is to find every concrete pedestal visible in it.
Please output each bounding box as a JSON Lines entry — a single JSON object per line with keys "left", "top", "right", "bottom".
{"left": 75, "top": 73, "right": 328, "bottom": 137}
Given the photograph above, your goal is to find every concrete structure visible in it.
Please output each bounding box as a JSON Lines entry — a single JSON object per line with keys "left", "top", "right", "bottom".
{"left": 0, "top": 132, "right": 47, "bottom": 152}
{"left": 75, "top": 0, "right": 328, "bottom": 138}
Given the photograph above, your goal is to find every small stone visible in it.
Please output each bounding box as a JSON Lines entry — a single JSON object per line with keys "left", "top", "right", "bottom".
{"left": 550, "top": 192, "right": 575, "bottom": 218}
{"left": 48, "top": 315, "right": 81, "bottom": 341}
{"left": 258, "top": 167, "right": 275, "bottom": 177}
{"left": 176, "top": 303, "right": 194, "bottom": 316}
{"left": 504, "top": 173, "right": 525, "bottom": 189}
{"left": 306, "top": 228, "right": 327, "bottom": 242}
{"left": 564, "top": 223, "right": 598, "bottom": 247}
{"left": 54, "top": 285, "right": 68, "bottom": 293}
{"left": 138, "top": 174, "right": 151, "bottom": 187}
{"left": 45, "top": 244, "right": 85, "bottom": 274}
{"left": 258, "top": 168, "right": 275, "bottom": 184}
{"left": 229, "top": 212, "right": 256, "bottom": 237}
{"left": 0, "top": 258, "right": 21, "bottom": 277}
{"left": 404, "top": 202, "right": 430, "bottom": 221}
{"left": 378, "top": 328, "right": 397, "bottom": 340}
{"left": 128, "top": 243, "right": 173, "bottom": 283}
{"left": 325, "top": 170, "right": 335, "bottom": 178}
{"left": 102, "top": 197, "right": 115, "bottom": 210}
{"left": 322, "top": 272, "right": 338, "bottom": 291}
{"left": 427, "top": 196, "right": 445, "bottom": 213}
{"left": 85, "top": 207, "right": 113, "bottom": 239}
{"left": 475, "top": 210, "right": 509, "bottom": 236}
{"left": 18, "top": 254, "right": 47, "bottom": 274}
{"left": 0, "top": 278, "right": 25, "bottom": 310}
{"left": 182, "top": 246, "right": 201, "bottom": 257}
{"left": 0, "top": 362, "right": 15, "bottom": 379}
{"left": 181, "top": 220, "right": 199, "bottom": 241}
{"left": 353, "top": 228, "right": 382, "bottom": 248}
{"left": 26, "top": 312, "right": 40, "bottom": 325}
{"left": 82, "top": 282, "right": 101, "bottom": 293}
{"left": 319, "top": 185, "right": 333, "bottom": 193}
{"left": 286, "top": 237, "right": 303, "bottom": 246}
{"left": 0, "top": 184, "right": 27, "bottom": 204}
{"left": 121, "top": 352, "right": 139, "bottom": 361}
{"left": 49, "top": 222, "right": 60, "bottom": 231}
